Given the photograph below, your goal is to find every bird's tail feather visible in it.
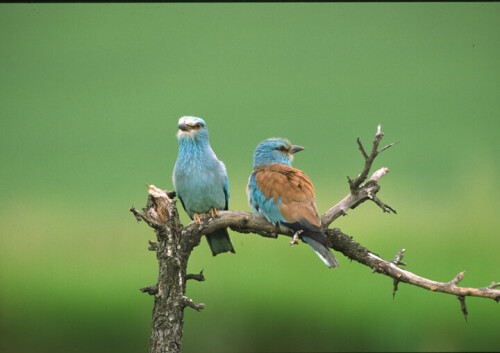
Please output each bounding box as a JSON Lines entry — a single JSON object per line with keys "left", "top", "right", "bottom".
{"left": 302, "top": 235, "right": 339, "bottom": 268}
{"left": 206, "top": 228, "right": 235, "bottom": 256}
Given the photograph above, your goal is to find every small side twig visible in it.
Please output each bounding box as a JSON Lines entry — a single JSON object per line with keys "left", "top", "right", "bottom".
{"left": 457, "top": 296, "right": 468, "bottom": 322}
{"left": 448, "top": 271, "right": 468, "bottom": 322}
{"left": 357, "top": 137, "right": 369, "bottom": 160}
{"left": 186, "top": 270, "right": 206, "bottom": 282}
{"left": 181, "top": 296, "right": 205, "bottom": 311}
{"left": 140, "top": 283, "right": 159, "bottom": 296}
{"left": 371, "top": 194, "right": 397, "bottom": 214}
{"left": 148, "top": 240, "right": 160, "bottom": 252}
{"left": 486, "top": 282, "right": 500, "bottom": 291}
{"left": 130, "top": 206, "right": 156, "bottom": 228}
{"left": 450, "top": 271, "right": 466, "bottom": 286}
{"left": 392, "top": 248, "right": 407, "bottom": 267}
{"left": 392, "top": 278, "right": 400, "bottom": 299}
{"left": 378, "top": 141, "right": 399, "bottom": 154}
{"left": 391, "top": 249, "right": 406, "bottom": 298}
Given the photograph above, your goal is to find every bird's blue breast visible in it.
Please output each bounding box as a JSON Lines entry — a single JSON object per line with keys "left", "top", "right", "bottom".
{"left": 248, "top": 172, "right": 286, "bottom": 226}
{"left": 173, "top": 142, "right": 228, "bottom": 218}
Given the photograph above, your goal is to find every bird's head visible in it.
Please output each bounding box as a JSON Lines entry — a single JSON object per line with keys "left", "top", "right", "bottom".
{"left": 253, "top": 137, "right": 304, "bottom": 168}
{"left": 176, "top": 116, "right": 209, "bottom": 142}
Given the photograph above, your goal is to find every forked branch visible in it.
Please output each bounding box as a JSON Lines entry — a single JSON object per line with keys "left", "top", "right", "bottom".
{"left": 347, "top": 124, "right": 399, "bottom": 192}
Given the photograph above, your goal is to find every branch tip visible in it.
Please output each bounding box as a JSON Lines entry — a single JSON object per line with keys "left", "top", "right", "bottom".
{"left": 148, "top": 240, "right": 160, "bottom": 252}
{"left": 392, "top": 249, "right": 406, "bottom": 266}
{"left": 371, "top": 195, "right": 397, "bottom": 214}
{"left": 451, "top": 271, "right": 466, "bottom": 286}
{"left": 186, "top": 270, "right": 206, "bottom": 282}
{"left": 130, "top": 206, "right": 143, "bottom": 222}
{"left": 393, "top": 278, "right": 400, "bottom": 299}
{"left": 488, "top": 282, "right": 500, "bottom": 290}
{"left": 457, "top": 295, "right": 468, "bottom": 322}
{"left": 182, "top": 296, "right": 205, "bottom": 311}
{"left": 378, "top": 140, "right": 399, "bottom": 154}
{"left": 140, "top": 283, "right": 159, "bottom": 296}
{"left": 357, "top": 137, "right": 369, "bottom": 160}
{"left": 130, "top": 206, "right": 158, "bottom": 228}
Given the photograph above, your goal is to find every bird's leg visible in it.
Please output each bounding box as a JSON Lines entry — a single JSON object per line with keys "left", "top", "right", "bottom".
{"left": 290, "top": 230, "right": 303, "bottom": 247}
{"left": 209, "top": 208, "right": 219, "bottom": 218}
{"left": 193, "top": 213, "right": 203, "bottom": 224}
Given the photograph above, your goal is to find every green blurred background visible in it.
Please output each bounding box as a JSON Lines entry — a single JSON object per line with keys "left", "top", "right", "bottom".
{"left": 1, "top": 3, "right": 499, "bottom": 352}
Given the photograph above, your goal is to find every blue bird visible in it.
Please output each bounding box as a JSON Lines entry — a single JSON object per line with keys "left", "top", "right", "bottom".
{"left": 173, "top": 116, "right": 235, "bottom": 256}
{"left": 247, "top": 138, "right": 339, "bottom": 268}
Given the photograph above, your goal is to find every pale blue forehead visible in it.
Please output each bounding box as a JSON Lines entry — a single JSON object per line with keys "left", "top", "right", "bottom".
{"left": 257, "top": 137, "right": 291, "bottom": 149}
{"left": 178, "top": 116, "right": 206, "bottom": 126}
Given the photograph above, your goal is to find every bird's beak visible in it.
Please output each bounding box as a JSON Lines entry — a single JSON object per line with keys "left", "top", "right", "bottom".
{"left": 290, "top": 145, "right": 305, "bottom": 154}
{"left": 178, "top": 122, "right": 190, "bottom": 132}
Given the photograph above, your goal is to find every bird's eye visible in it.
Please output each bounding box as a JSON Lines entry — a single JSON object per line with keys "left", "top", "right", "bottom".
{"left": 277, "top": 146, "right": 287, "bottom": 152}
{"left": 195, "top": 123, "right": 202, "bottom": 128}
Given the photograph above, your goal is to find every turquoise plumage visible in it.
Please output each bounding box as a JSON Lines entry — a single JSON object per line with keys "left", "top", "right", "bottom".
{"left": 173, "top": 116, "right": 235, "bottom": 256}
{"left": 247, "top": 138, "right": 339, "bottom": 268}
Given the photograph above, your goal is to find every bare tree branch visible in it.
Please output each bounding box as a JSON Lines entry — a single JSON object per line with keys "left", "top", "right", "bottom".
{"left": 131, "top": 125, "right": 498, "bottom": 353}
{"left": 347, "top": 124, "right": 398, "bottom": 192}
{"left": 181, "top": 212, "right": 500, "bottom": 303}
{"left": 320, "top": 166, "right": 395, "bottom": 228}
{"left": 366, "top": 252, "right": 499, "bottom": 302}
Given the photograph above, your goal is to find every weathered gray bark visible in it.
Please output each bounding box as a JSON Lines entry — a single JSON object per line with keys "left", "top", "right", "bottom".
{"left": 130, "top": 125, "right": 499, "bottom": 353}
{"left": 131, "top": 187, "right": 205, "bottom": 353}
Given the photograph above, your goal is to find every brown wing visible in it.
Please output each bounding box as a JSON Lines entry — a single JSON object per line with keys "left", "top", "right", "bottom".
{"left": 254, "top": 164, "right": 321, "bottom": 230}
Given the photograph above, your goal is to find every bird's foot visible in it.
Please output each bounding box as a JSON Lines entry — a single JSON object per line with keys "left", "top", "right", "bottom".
{"left": 290, "top": 230, "right": 303, "bottom": 247}
{"left": 193, "top": 213, "right": 203, "bottom": 224}
{"left": 209, "top": 208, "right": 219, "bottom": 218}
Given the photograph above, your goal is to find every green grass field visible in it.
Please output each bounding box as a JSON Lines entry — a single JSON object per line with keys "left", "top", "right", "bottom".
{"left": 1, "top": 4, "right": 499, "bottom": 352}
